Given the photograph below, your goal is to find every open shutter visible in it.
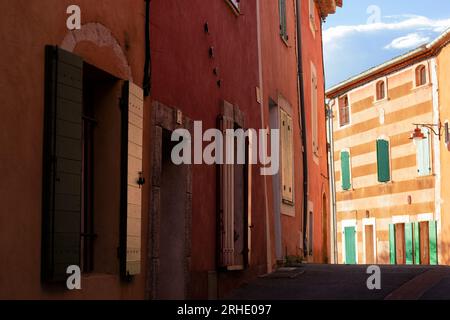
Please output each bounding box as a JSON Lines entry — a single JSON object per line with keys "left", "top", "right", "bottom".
{"left": 377, "top": 139, "right": 391, "bottom": 182}
{"left": 120, "top": 81, "right": 143, "bottom": 278}
{"left": 311, "top": 65, "right": 318, "bottom": 156}
{"left": 429, "top": 220, "right": 438, "bottom": 265}
{"left": 405, "top": 223, "right": 413, "bottom": 265}
{"left": 414, "top": 221, "right": 420, "bottom": 264}
{"left": 341, "top": 151, "right": 351, "bottom": 191}
{"left": 281, "top": 110, "right": 293, "bottom": 203}
{"left": 279, "top": 0, "right": 287, "bottom": 39}
{"left": 219, "top": 114, "right": 235, "bottom": 268}
{"left": 419, "top": 129, "right": 431, "bottom": 176}
{"left": 389, "top": 224, "right": 396, "bottom": 265}
{"left": 42, "top": 46, "right": 83, "bottom": 281}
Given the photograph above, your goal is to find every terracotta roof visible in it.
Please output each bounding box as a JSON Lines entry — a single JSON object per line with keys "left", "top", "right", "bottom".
{"left": 326, "top": 28, "right": 450, "bottom": 98}
{"left": 318, "top": 0, "right": 343, "bottom": 19}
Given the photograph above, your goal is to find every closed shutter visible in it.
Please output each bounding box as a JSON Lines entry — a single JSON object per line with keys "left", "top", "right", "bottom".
{"left": 344, "top": 226, "right": 356, "bottom": 264}
{"left": 405, "top": 223, "right": 413, "bottom": 265}
{"left": 414, "top": 221, "right": 420, "bottom": 264}
{"left": 429, "top": 220, "right": 438, "bottom": 265}
{"left": 279, "top": 0, "right": 287, "bottom": 39}
{"left": 377, "top": 139, "right": 391, "bottom": 183}
{"left": 219, "top": 114, "right": 235, "bottom": 268}
{"left": 42, "top": 46, "right": 83, "bottom": 281}
{"left": 120, "top": 81, "right": 144, "bottom": 278}
{"left": 281, "top": 110, "right": 293, "bottom": 203}
{"left": 311, "top": 65, "right": 318, "bottom": 156}
{"left": 340, "top": 151, "right": 351, "bottom": 191}
{"left": 389, "top": 224, "right": 396, "bottom": 265}
{"left": 417, "top": 128, "right": 431, "bottom": 176}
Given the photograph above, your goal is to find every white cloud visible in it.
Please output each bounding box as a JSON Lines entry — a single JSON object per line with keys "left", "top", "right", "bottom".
{"left": 384, "top": 33, "right": 430, "bottom": 50}
{"left": 323, "top": 15, "right": 450, "bottom": 45}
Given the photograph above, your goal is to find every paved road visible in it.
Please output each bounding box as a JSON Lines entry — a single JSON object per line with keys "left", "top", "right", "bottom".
{"left": 227, "top": 264, "right": 450, "bottom": 300}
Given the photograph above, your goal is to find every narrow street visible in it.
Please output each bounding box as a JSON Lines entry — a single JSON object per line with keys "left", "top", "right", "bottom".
{"left": 227, "top": 264, "right": 450, "bottom": 300}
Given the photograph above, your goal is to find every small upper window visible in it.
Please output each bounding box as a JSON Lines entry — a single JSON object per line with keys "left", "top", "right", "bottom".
{"left": 338, "top": 95, "right": 350, "bottom": 127}
{"left": 415, "top": 65, "right": 427, "bottom": 87}
{"left": 279, "top": 0, "right": 288, "bottom": 41}
{"left": 226, "top": 0, "right": 240, "bottom": 12}
{"left": 309, "top": 0, "right": 316, "bottom": 34}
{"left": 376, "top": 80, "right": 386, "bottom": 101}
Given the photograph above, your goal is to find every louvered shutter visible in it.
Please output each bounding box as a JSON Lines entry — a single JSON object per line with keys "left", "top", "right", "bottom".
{"left": 279, "top": 0, "right": 287, "bottom": 39}
{"left": 389, "top": 224, "right": 396, "bottom": 265}
{"left": 405, "top": 223, "right": 413, "bottom": 265}
{"left": 42, "top": 46, "right": 82, "bottom": 281}
{"left": 429, "top": 220, "right": 438, "bottom": 265}
{"left": 219, "top": 114, "right": 235, "bottom": 268}
{"left": 414, "top": 222, "right": 420, "bottom": 264}
{"left": 312, "top": 67, "right": 318, "bottom": 156}
{"left": 341, "top": 151, "right": 351, "bottom": 191}
{"left": 120, "top": 81, "right": 143, "bottom": 278}
{"left": 377, "top": 139, "right": 391, "bottom": 183}
{"left": 417, "top": 128, "right": 431, "bottom": 176}
{"left": 281, "top": 110, "right": 293, "bottom": 203}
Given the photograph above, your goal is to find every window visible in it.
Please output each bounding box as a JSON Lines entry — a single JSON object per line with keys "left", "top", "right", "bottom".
{"left": 226, "top": 0, "right": 240, "bottom": 12}
{"left": 416, "top": 128, "right": 431, "bottom": 176}
{"left": 41, "top": 46, "right": 144, "bottom": 281}
{"left": 281, "top": 109, "right": 294, "bottom": 203}
{"left": 376, "top": 80, "right": 386, "bottom": 101}
{"left": 376, "top": 138, "right": 391, "bottom": 183}
{"left": 415, "top": 65, "right": 427, "bottom": 87}
{"left": 279, "top": 0, "right": 288, "bottom": 41}
{"left": 340, "top": 150, "right": 351, "bottom": 191}
{"left": 338, "top": 95, "right": 350, "bottom": 127}
{"left": 311, "top": 63, "right": 318, "bottom": 156}
{"left": 309, "top": 0, "right": 316, "bottom": 34}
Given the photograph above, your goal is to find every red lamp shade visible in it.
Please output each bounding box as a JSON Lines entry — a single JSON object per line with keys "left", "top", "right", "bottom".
{"left": 410, "top": 127, "right": 426, "bottom": 142}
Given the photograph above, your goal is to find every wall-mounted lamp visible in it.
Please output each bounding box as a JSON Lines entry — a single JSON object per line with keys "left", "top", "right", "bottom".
{"left": 409, "top": 122, "right": 443, "bottom": 143}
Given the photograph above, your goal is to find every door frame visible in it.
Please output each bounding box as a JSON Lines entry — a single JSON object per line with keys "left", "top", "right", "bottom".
{"left": 341, "top": 219, "right": 358, "bottom": 264}
{"left": 362, "top": 218, "right": 376, "bottom": 264}
{"left": 147, "top": 101, "right": 193, "bottom": 299}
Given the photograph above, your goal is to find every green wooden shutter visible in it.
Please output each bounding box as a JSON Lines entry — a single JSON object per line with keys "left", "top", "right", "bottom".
{"left": 377, "top": 139, "right": 391, "bottom": 182}
{"left": 341, "top": 151, "right": 351, "bottom": 191}
{"left": 429, "top": 220, "right": 438, "bottom": 265}
{"left": 42, "top": 46, "right": 83, "bottom": 281}
{"left": 120, "top": 81, "right": 144, "bottom": 278}
{"left": 405, "top": 223, "right": 413, "bottom": 265}
{"left": 389, "top": 224, "right": 396, "bottom": 265}
{"left": 344, "top": 226, "right": 356, "bottom": 264}
{"left": 414, "top": 222, "right": 420, "bottom": 264}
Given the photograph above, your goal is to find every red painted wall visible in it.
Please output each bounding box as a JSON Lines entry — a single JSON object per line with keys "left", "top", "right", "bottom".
{"left": 300, "top": 1, "right": 331, "bottom": 263}
{"left": 150, "top": 0, "right": 267, "bottom": 298}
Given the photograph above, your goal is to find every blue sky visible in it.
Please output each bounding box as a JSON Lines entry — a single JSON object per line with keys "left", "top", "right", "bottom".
{"left": 323, "top": 0, "right": 450, "bottom": 89}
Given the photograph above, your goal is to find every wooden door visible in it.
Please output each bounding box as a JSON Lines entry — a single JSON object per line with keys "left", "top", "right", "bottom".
{"left": 344, "top": 226, "right": 356, "bottom": 264}
{"left": 395, "top": 224, "right": 406, "bottom": 264}
{"left": 420, "top": 221, "right": 430, "bottom": 265}
{"left": 365, "top": 225, "right": 375, "bottom": 264}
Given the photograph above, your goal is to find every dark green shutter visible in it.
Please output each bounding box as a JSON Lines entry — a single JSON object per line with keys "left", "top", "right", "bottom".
{"left": 405, "top": 223, "right": 413, "bottom": 265}
{"left": 377, "top": 139, "right": 391, "bottom": 182}
{"left": 341, "top": 151, "right": 351, "bottom": 190}
{"left": 429, "top": 220, "right": 438, "bottom": 265}
{"left": 42, "top": 46, "right": 83, "bottom": 281}
{"left": 414, "top": 222, "right": 420, "bottom": 264}
{"left": 279, "top": 0, "right": 287, "bottom": 40}
{"left": 389, "top": 224, "right": 396, "bottom": 265}
{"left": 344, "top": 226, "right": 356, "bottom": 264}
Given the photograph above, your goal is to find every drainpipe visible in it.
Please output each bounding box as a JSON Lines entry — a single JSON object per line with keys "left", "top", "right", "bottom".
{"left": 143, "top": 0, "right": 151, "bottom": 96}
{"left": 327, "top": 99, "right": 338, "bottom": 264}
{"left": 256, "top": 0, "right": 272, "bottom": 274}
{"left": 295, "top": 0, "right": 309, "bottom": 258}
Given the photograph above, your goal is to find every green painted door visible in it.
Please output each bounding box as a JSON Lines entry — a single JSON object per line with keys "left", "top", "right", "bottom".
{"left": 414, "top": 222, "right": 420, "bottom": 264}
{"left": 429, "top": 220, "right": 438, "bottom": 265}
{"left": 344, "top": 226, "right": 356, "bottom": 264}
{"left": 405, "top": 223, "right": 413, "bottom": 265}
{"left": 389, "top": 224, "right": 396, "bottom": 264}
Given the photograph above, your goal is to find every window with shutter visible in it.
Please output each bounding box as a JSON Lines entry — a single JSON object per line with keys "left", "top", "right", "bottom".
{"left": 309, "top": 0, "right": 316, "bottom": 34}
{"left": 279, "top": 0, "right": 288, "bottom": 41}
{"left": 416, "top": 128, "right": 431, "bottom": 176}
{"left": 338, "top": 95, "right": 350, "bottom": 127}
{"left": 120, "top": 81, "right": 144, "bottom": 278}
{"left": 376, "top": 139, "right": 391, "bottom": 183}
{"left": 311, "top": 63, "right": 318, "bottom": 157}
{"left": 42, "top": 46, "right": 83, "bottom": 282}
{"left": 281, "top": 110, "right": 294, "bottom": 204}
{"left": 340, "top": 150, "right": 351, "bottom": 191}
